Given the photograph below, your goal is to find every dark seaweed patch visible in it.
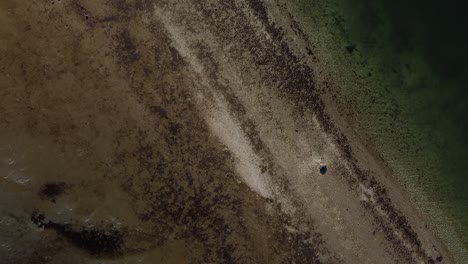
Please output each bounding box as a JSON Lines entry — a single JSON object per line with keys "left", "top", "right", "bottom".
{"left": 31, "top": 212, "right": 46, "bottom": 228}
{"left": 51, "top": 225, "right": 123, "bottom": 257}
{"left": 30, "top": 213, "right": 124, "bottom": 257}
{"left": 39, "top": 182, "right": 67, "bottom": 201}
{"left": 149, "top": 105, "right": 168, "bottom": 119}
{"left": 113, "top": 30, "right": 141, "bottom": 65}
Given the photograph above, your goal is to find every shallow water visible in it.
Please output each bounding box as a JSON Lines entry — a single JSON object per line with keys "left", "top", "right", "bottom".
{"left": 296, "top": 0, "right": 468, "bottom": 259}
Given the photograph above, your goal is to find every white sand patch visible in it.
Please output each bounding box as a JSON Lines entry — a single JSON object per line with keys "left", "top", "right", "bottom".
{"left": 155, "top": 7, "right": 273, "bottom": 199}
{"left": 204, "top": 94, "right": 273, "bottom": 198}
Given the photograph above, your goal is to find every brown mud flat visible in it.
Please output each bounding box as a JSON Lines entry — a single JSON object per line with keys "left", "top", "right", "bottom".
{"left": 0, "top": 0, "right": 453, "bottom": 263}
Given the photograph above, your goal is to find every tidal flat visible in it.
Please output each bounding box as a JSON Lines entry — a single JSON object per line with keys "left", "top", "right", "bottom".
{"left": 0, "top": 0, "right": 461, "bottom": 263}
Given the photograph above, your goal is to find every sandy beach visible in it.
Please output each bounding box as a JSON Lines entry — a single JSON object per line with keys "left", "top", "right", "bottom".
{"left": 0, "top": 0, "right": 454, "bottom": 263}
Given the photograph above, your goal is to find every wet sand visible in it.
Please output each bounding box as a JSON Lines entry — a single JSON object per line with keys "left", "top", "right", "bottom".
{"left": 0, "top": 0, "right": 453, "bottom": 263}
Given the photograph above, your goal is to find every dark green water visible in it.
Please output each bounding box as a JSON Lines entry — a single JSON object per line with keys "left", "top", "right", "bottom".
{"left": 336, "top": 0, "right": 468, "bottom": 258}
{"left": 340, "top": 0, "right": 468, "bottom": 231}
{"left": 292, "top": 0, "right": 468, "bottom": 260}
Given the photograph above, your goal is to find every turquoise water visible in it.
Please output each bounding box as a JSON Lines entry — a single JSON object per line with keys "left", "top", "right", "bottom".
{"left": 292, "top": 0, "right": 468, "bottom": 260}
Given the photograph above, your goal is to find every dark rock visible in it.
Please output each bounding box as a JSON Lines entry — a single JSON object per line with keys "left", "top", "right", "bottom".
{"left": 320, "top": 165, "right": 327, "bottom": 175}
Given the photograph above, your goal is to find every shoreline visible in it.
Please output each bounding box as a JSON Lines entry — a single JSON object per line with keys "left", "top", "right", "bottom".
{"left": 268, "top": 0, "right": 464, "bottom": 262}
